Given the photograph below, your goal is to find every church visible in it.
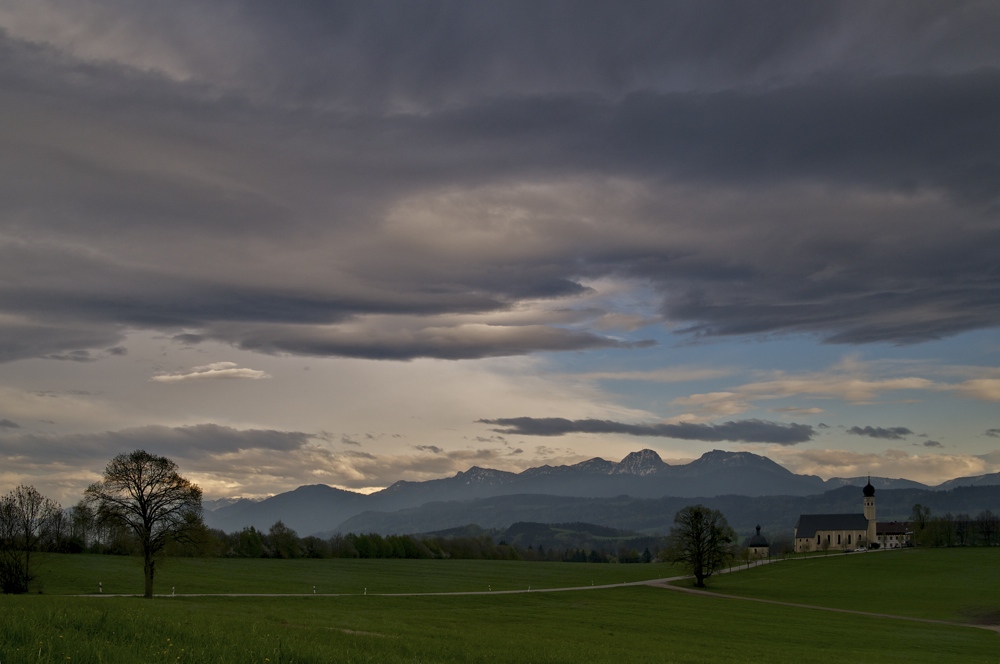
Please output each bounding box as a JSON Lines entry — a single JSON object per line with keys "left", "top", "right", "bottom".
{"left": 793, "top": 480, "right": 878, "bottom": 553}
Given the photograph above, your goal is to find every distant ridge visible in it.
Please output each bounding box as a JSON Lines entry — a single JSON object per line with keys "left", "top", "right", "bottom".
{"left": 203, "top": 448, "right": 1000, "bottom": 536}
{"left": 336, "top": 485, "right": 1000, "bottom": 538}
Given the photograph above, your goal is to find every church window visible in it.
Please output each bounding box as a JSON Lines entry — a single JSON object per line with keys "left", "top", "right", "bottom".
{"left": 848, "top": 534, "right": 852, "bottom": 544}
{"left": 837, "top": 534, "right": 841, "bottom": 545}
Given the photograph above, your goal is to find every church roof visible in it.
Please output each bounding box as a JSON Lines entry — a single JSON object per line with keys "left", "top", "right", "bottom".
{"left": 748, "top": 525, "right": 768, "bottom": 547}
{"left": 795, "top": 513, "right": 869, "bottom": 537}
{"left": 877, "top": 521, "right": 910, "bottom": 535}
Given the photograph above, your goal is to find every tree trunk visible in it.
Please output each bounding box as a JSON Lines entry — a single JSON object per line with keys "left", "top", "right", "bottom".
{"left": 143, "top": 553, "right": 155, "bottom": 598}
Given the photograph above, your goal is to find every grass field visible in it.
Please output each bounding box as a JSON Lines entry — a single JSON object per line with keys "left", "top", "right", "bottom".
{"left": 30, "top": 553, "right": 683, "bottom": 595}
{"left": 708, "top": 547, "right": 1000, "bottom": 624}
{"left": 1, "top": 550, "right": 997, "bottom": 663}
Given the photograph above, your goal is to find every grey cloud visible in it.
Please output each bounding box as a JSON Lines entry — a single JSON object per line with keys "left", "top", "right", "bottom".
{"left": 848, "top": 426, "right": 914, "bottom": 440}
{"left": 43, "top": 350, "right": 97, "bottom": 362}
{"left": 479, "top": 417, "right": 814, "bottom": 445}
{"left": 105, "top": 346, "right": 128, "bottom": 356}
{"left": 33, "top": 390, "right": 94, "bottom": 398}
{"left": 0, "top": 424, "right": 312, "bottom": 465}
{"left": 345, "top": 450, "right": 377, "bottom": 461}
{"left": 0, "top": 4, "right": 999, "bottom": 363}
{"left": 986, "top": 429, "right": 1000, "bottom": 438}
{"left": 922, "top": 440, "right": 943, "bottom": 448}
{"left": 340, "top": 436, "right": 362, "bottom": 447}
{"left": 172, "top": 334, "right": 206, "bottom": 345}
{"left": 222, "top": 323, "right": 652, "bottom": 361}
{"left": 123, "top": 1, "right": 1000, "bottom": 109}
{"left": 0, "top": 419, "right": 20, "bottom": 429}
{"left": 0, "top": 312, "right": 125, "bottom": 364}
{"left": 0, "top": 424, "right": 360, "bottom": 501}
{"left": 414, "top": 445, "right": 444, "bottom": 454}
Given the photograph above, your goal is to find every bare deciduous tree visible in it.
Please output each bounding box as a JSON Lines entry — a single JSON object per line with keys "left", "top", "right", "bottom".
{"left": 85, "top": 450, "right": 202, "bottom": 598}
{"left": 0, "top": 485, "right": 61, "bottom": 593}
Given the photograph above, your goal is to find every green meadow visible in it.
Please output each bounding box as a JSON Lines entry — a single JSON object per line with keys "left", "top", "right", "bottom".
{"left": 27, "top": 553, "right": 680, "bottom": 595}
{"left": 1, "top": 550, "right": 997, "bottom": 663}
{"left": 709, "top": 547, "right": 1000, "bottom": 624}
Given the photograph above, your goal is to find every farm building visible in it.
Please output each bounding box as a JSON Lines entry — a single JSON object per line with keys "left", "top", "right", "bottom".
{"left": 876, "top": 520, "right": 912, "bottom": 549}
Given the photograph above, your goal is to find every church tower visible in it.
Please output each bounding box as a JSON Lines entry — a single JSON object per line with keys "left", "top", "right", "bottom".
{"left": 863, "top": 478, "right": 876, "bottom": 545}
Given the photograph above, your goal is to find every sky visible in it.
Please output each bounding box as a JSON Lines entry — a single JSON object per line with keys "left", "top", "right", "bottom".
{"left": 1, "top": 1, "right": 999, "bottom": 505}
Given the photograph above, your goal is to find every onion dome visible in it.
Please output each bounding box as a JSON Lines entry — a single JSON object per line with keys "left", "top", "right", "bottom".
{"left": 863, "top": 476, "right": 875, "bottom": 497}
{"left": 748, "top": 525, "right": 768, "bottom": 547}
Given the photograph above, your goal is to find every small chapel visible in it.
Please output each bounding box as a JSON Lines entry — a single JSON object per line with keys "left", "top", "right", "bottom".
{"left": 746, "top": 525, "right": 769, "bottom": 558}
{"left": 793, "top": 479, "right": 878, "bottom": 553}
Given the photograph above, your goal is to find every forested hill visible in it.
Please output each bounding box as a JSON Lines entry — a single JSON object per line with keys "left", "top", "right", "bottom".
{"left": 332, "top": 484, "right": 1000, "bottom": 539}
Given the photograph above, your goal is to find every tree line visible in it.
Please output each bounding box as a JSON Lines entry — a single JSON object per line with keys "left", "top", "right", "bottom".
{"left": 41, "top": 511, "right": 660, "bottom": 565}
{"left": 910, "top": 504, "right": 999, "bottom": 547}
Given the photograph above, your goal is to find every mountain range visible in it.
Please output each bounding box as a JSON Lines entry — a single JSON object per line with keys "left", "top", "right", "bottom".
{"left": 203, "top": 449, "right": 1000, "bottom": 537}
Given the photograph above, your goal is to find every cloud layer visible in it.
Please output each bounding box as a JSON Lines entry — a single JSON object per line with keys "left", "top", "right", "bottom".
{"left": 1, "top": 3, "right": 998, "bottom": 500}
{"left": 0, "top": 3, "right": 998, "bottom": 364}
{"left": 479, "top": 417, "right": 814, "bottom": 445}
{"left": 150, "top": 362, "right": 271, "bottom": 383}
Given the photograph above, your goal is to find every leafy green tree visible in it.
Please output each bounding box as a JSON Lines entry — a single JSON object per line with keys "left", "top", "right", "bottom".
{"left": 955, "top": 514, "right": 972, "bottom": 546}
{"left": 666, "top": 505, "right": 735, "bottom": 588}
{"left": 234, "top": 526, "right": 265, "bottom": 558}
{"left": 911, "top": 504, "right": 931, "bottom": 545}
{"left": 976, "top": 510, "right": 999, "bottom": 546}
{"left": 0, "top": 485, "right": 61, "bottom": 593}
{"left": 69, "top": 500, "right": 96, "bottom": 552}
{"left": 301, "top": 536, "right": 332, "bottom": 558}
{"left": 267, "top": 520, "right": 301, "bottom": 559}
{"left": 85, "top": 450, "right": 202, "bottom": 598}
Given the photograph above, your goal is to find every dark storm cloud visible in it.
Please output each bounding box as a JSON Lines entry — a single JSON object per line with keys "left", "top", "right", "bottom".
{"left": 479, "top": 417, "right": 814, "bottom": 445}
{"left": 213, "top": 1, "right": 1000, "bottom": 107}
{"left": 1, "top": 3, "right": 999, "bottom": 361}
{"left": 0, "top": 320, "right": 125, "bottom": 364}
{"left": 0, "top": 424, "right": 312, "bottom": 464}
{"left": 222, "top": 323, "right": 653, "bottom": 361}
{"left": 172, "top": 334, "right": 206, "bottom": 346}
{"left": 42, "top": 350, "right": 97, "bottom": 362}
{"left": 848, "top": 426, "right": 913, "bottom": 440}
